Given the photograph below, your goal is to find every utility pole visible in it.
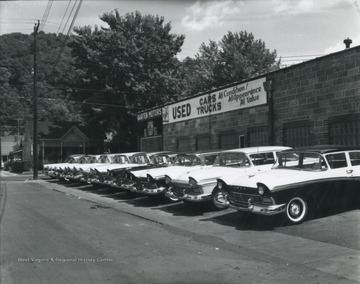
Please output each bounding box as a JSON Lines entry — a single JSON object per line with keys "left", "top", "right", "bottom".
{"left": 33, "top": 20, "right": 40, "bottom": 180}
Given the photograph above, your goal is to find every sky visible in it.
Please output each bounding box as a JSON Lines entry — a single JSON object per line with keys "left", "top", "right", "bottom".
{"left": 0, "top": 0, "right": 360, "bottom": 66}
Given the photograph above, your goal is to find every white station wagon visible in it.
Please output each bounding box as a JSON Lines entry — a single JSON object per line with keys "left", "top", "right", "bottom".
{"left": 221, "top": 146, "right": 360, "bottom": 224}
{"left": 166, "top": 146, "right": 290, "bottom": 209}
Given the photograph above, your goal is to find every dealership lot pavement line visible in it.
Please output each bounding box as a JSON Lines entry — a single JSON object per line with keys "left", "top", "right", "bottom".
{"left": 17, "top": 178, "right": 360, "bottom": 283}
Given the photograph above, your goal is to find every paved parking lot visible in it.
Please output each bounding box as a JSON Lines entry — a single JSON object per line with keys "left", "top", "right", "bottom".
{"left": 37, "top": 176, "right": 360, "bottom": 281}
{"left": 1, "top": 171, "right": 360, "bottom": 283}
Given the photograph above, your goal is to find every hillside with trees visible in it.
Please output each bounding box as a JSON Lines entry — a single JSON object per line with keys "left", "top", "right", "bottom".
{"left": 0, "top": 9, "right": 280, "bottom": 151}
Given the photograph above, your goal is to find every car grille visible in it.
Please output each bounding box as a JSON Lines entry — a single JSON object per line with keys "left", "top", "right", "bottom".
{"left": 137, "top": 178, "right": 158, "bottom": 190}
{"left": 141, "top": 181, "right": 157, "bottom": 189}
{"left": 171, "top": 183, "right": 193, "bottom": 197}
{"left": 228, "top": 192, "right": 262, "bottom": 207}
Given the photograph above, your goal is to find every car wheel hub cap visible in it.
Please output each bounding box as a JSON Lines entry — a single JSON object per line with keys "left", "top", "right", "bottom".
{"left": 290, "top": 202, "right": 301, "bottom": 217}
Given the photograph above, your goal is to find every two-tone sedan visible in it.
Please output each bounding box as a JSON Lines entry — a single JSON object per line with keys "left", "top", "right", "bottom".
{"left": 43, "top": 154, "right": 86, "bottom": 179}
{"left": 62, "top": 154, "right": 100, "bottom": 182}
{"left": 110, "top": 151, "right": 178, "bottom": 190}
{"left": 167, "top": 146, "right": 290, "bottom": 209}
{"left": 221, "top": 146, "right": 360, "bottom": 224}
{"left": 124, "top": 151, "right": 220, "bottom": 200}
{"left": 88, "top": 152, "right": 150, "bottom": 187}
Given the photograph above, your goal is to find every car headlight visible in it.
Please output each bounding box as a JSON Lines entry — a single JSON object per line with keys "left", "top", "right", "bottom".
{"left": 147, "top": 174, "right": 153, "bottom": 182}
{"left": 217, "top": 180, "right": 224, "bottom": 190}
{"left": 189, "top": 177, "right": 198, "bottom": 188}
{"left": 165, "top": 175, "right": 172, "bottom": 185}
{"left": 258, "top": 184, "right": 265, "bottom": 195}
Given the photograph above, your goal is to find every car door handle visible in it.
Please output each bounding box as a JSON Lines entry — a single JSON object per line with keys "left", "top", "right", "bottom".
{"left": 346, "top": 169, "right": 353, "bottom": 174}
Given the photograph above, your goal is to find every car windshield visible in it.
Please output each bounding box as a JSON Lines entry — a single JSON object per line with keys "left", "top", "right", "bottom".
{"left": 199, "top": 154, "right": 218, "bottom": 165}
{"left": 276, "top": 152, "right": 327, "bottom": 171}
{"left": 68, "top": 157, "right": 82, "bottom": 163}
{"left": 130, "top": 154, "right": 150, "bottom": 164}
{"left": 63, "top": 156, "right": 74, "bottom": 163}
{"left": 78, "top": 156, "right": 90, "bottom": 164}
{"left": 112, "top": 155, "right": 129, "bottom": 164}
{"left": 99, "top": 155, "right": 111, "bottom": 163}
{"left": 173, "top": 154, "right": 203, "bottom": 166}
{"left": 213, "top": 152, "right": 250, "bottom": 167}
{"left": 152, "top": 155, "right": 173, "bottom": 165}
{"left": 88, "top": 156, "right": 98, "bottom": 163}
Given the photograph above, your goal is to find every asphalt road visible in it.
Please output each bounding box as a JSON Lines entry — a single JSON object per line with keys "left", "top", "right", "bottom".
{"left": 0, "top": 171, "right": 359, "bottom": 284}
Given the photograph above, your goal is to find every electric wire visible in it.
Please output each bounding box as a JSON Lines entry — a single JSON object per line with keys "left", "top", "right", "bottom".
{"left": 39, "top": 0, "right": 54, "bottom": 32}
{"left": 61, "top": 0, "right": 78, "bottom": 35}
{"left": 54, "top": 0, "right": 83, "bottom": 66}
{"left": 57, "top": 0, "right": 72, "bottom": 35}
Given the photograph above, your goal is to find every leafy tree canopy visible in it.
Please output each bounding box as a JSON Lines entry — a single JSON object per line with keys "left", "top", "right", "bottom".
{"left": 68, "top": 10, "right": 185, "bottom": 143}
{"left": 0, "top": 31, "right": 83, "bottom": 136}
{"left": 180, "top": 31, "right": 280, "bottom": 97}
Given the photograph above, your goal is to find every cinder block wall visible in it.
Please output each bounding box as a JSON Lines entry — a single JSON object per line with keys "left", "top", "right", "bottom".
{"left": 163, "top": 45, "right": 360, "bottom": 151}
{"left": 163, "top": 104, "right": 269, "bottom": 151}
{"left": 269, "top": 46, "right": 360, "bottom": 145}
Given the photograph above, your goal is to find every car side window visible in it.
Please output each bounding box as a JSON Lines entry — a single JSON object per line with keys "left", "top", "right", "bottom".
{"left": 326, "top": 153, "right": 348, "bottom": 169}
{"left": 349, "top": 151, "right": 360, "bottom": 166}
{"left": 249, "top": 153, "right": 275, "bottom": 165}
{"left": 218, "top": 153, "right": 250, "bottom": 167}
{"left": 202, "top": 154, "right": 217, "bottom": 165}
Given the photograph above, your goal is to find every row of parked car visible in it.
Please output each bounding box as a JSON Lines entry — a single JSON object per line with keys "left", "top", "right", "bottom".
{"left": 43, "top": 145, "right": 360, "bottom": 224}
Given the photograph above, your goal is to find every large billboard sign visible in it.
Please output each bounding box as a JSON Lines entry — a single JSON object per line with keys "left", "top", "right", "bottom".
{"left": 162, "top": 77, "right": 267, "bottom": 124}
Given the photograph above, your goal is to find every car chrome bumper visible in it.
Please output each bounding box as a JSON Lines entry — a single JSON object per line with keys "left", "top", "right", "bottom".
{"left": 179, "top": 193, "right": 212, "bottom": 202}
{"left": 229, "top": 202, "right": 286, "bottom": 215}
{"left": 142, "top": 186, "right": 166, "bottom": 195}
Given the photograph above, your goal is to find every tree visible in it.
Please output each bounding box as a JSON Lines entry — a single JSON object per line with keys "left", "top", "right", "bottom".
{"left": 0, "top": 32, "right": 83, "bottom": 126}
{"left": 0, "top": 66, "right": 26, "bottom": 136}
{"left": 68, "top": 10, "right": 185, "bottom": 150}
{"left": 181, "top": 31, "right": 280, "bottom": 96}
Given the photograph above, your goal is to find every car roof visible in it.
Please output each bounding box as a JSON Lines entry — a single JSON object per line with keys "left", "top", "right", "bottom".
{"left": 220, "top": 146, "right": 291, "bottom": 154}
{"left": 281, "top": 145, "right": 360, "bottom": 154}
{"left": 100, "top": 152, "right": 146, "bottom": 157}
{"left": 175, "top": 151, "right": 221, "bottom": 156}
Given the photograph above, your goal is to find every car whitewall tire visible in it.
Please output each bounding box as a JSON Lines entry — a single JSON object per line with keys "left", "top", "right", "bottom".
{"left": 286, "top": 197, "right": 308, "bottom": 224}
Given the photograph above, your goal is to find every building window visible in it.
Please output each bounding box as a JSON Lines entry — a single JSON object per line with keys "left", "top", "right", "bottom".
{"left": 283, "top": 126, "right": 310, "bottom": 147}
{"left": 247, "top": 125, "right": 269, "bottom": 146}
{"left": 177, "top": 137, "right": 191, "bottom": 151}
{"left": 329, "top": 119, "right": 360, "bottom": 145}
{"left": 141, "top": 136, "right": 163, "bottom": 152}
{"left": 219, "top": 133, "right": 238, "bottom": 150}
{"left": 248, "top": 130, "right": 268, "bottom": 146}
{"left": 196, "top": 134, "right": 210, "bottom": 151}
{"left": 283, "top": 120, "right": 311, "bottom": 147}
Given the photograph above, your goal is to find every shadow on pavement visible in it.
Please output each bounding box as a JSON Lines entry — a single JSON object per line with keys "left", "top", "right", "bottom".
{"left": 199, "top": 203, "right": 360, "bottom": 231}
{"left": 154, "top": 201, "right": 223, "bottom": 217}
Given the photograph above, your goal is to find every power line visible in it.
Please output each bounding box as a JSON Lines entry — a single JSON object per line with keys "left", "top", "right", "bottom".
{"left": 57, "top": 0, "right": 73, "bottom": 35}
{"left": 60, "top": 0, "right": 78, "bottom": 35}
{"left": 277, "top": 54, "right": 324, "bottom": 58}
{"left": 39, "top": 97, "right": 146, "bottom": 110}
{"left": 54, "top": 0, "right": 83, "bottom": 65}
{"left": 39, "top": 0, "right": 54, "bottom": 32}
